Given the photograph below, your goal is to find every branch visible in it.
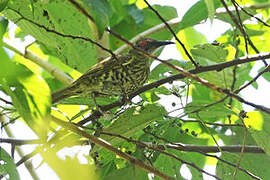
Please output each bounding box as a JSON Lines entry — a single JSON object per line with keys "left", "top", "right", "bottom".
{"left": 1, "top": 116, "right": 40, "bottom": 179}
{"left": 3, "top": 40, "right": 73, "bottom": 85}
{"left": 0, "top": 138, "right": 41, "bottom": 145}
{"left": 219, "top": 0, "right": 268, "bottom": 66}
{"left": 50, "top": 116, "right": 175, "bottom": 180}
{"left": 78, "top": 53, "right": 270, "bottom": 125}
{"left": 143, "top": 0, "right": 198, "bottom": 67}
{"left": 96, "top": 130, "right": 220, "bottom": 180}
{"left": 165, "top": 144, "right": 264, "bottom": 153}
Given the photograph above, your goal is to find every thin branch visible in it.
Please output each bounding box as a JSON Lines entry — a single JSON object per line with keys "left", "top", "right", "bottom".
{"left": 203, "top": 153, "right": 262, "bottom": 180}
{"left": 0, "top": 116, "right": 40, "bottom": 179}
{"left": 178, "top": 118, "right": 244, "bottom": 127}
{"left": 219, "top": 0, "right": 268, "bottom": 66}
{"left": 78, "top": 53, "right": 270, "bottom": 125}
{"left": 51, "top": 116, "right": 175, "bottom": 180}
{"left": 234, "top": 1, "right": 270, "bottom": 27}
{"left": 166, "top": 144, "right": 264, "bottom": 153}
{"left": 94, "top": 130, "right": 221, "bottom": 180}
{"left": 3, "top": 40, "right": 73, "bottom": 85}
{"left": 235, "top": 64, "right": 270, "bottom": 93}
{"left": 0, "top": 138, "right": 41, "bottom": 145}
{"left": 233, "top": 116, "right": 248, "bottom": 179}
{"left": 143, "top": 0, "right": 198, "bottom": 67}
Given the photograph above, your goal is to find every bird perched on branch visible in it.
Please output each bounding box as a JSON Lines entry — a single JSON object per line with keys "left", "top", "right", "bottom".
{"left": 51, "top": 38, "right": 174, "bottom": 104}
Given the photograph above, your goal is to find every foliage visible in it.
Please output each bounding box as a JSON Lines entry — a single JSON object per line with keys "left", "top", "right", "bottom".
{"left": 0, "top": 0, "right": 270, "bottom": 179}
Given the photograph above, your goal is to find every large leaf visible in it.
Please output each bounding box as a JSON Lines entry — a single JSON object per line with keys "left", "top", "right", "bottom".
{"left": 0, "top": 48, "right": 50, "bottom": 138}
{"left": 178, "top": 0, "right": 221, "bottom": 30}
{"left": 0, "top": 0, "right": 8, "bottom": 12}
{"left": 217, "top": 153, "right": 269, "bottom": 180}
{"left": 77, "top": 0, "right": 112, "bottom": 36}
{"left": 101, "top": 103, "right": 166, "bottom": 144}
{"left": 4, "top": 0, "right": 97, "bottom": 73}
{"left": 247, "top": 112, "right": 270, "bottom": 156}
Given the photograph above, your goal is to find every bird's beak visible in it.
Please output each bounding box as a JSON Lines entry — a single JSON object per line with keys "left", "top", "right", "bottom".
{"left": 155, "top": 40, "right": 174, "bottom": 47}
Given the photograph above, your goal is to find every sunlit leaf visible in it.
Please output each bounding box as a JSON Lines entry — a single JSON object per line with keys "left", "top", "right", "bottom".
{"left": 248, "top": 112, "right": 270, "bottom": 156}
{"left": 101, "top": 103, "right": 166, "bottom": 144}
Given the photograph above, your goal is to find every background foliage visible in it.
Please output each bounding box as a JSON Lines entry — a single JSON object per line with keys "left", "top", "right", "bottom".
{"left": 1, "top": 0, "right": 270, "bottom": 179}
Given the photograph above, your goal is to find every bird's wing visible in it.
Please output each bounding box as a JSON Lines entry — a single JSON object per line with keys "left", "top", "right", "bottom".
{"left": 76, "top": 54, "right": 132, "bottom": 81}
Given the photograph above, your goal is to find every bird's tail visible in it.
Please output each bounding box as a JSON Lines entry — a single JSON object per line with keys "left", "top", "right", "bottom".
{"left": 51, "top": 84, "right": 78, "bottom": 104}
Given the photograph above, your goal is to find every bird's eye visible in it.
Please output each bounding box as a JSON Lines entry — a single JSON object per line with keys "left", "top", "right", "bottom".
{"left": 139, "top": 40, "right": 147, "bottom": 47}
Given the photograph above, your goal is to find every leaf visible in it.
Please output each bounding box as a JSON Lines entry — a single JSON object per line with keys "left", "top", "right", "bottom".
{"left": 103, "top": 165, "right": 148, "bottom": 180}
{"left": 126, "top": 4, "right": 144, "bottom": 25}
{"left": 0, "top": 48, "right": 50, "bottom": 138}
{"left": 191, "top": 44, "right": 233, "bottom": 63}
{"left": 259, "top": 66, "right": 270, "bottom": 82}
{"left": 186, "top": 84, "right": 235, "bottom": 121}
{"left": 38, "top": 147, "right": 99, "bottom": 180}
{"left": 78, "top": 0, "right": 112, "bottom": 36}
{"left": 150, "top": 59, "right": 192, "bottom": 81}
{"left": 217, "top": 153, "right": 268, "bottom": 180}
{"left": 0, "top": 0, "right": 8, "bottom": 12}
{"left": 204, "top": 0, "right": 215, "bottom": 22}
{"left": 101, "top": 103, "right": 166, "bottom": 144}
{"left": 178, "top": 0, "right": 221, "bottom": 30}
{"left": 0, "top": 17, "right": 8, "bottom": 38}
{"left": 176, "top": 27, "right": 207, "bottom": 60}
{"left": 248, "top": 112, "right": 270, "bottom": 156}
{"left": 4, "top": 1, "right": 98, "bottom": 72}
{"left": 216, "top": 7, "right": 257, "bottom": 25}
{"left": 0, "top": 148, "right": 20, "bottom": 180}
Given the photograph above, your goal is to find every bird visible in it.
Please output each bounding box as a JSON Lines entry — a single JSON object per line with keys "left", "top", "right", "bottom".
{"left": 51, "top": 38, "right": 174, "bottom": 104}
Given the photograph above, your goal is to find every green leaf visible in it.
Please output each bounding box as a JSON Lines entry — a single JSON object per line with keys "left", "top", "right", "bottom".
{"left": 126, "top": 4, "right": 144, "bottom": 25}
{"left": 191, "top": 44, "right": 230, "bottom": 63}
{"left": 101, "top": 103, "right": 166, "bottom": 144}
{"left": 217, "top": 153, "right": 268, "bottom": 180}
{"left": 150, "top": 59, "right": 192, "bottom": 81}
{"left": 179, "top": 0, "right": 221, "bottom": 30}
{"left": 204, "top": 0, "right": 215, "bottom": 22}
{"left": 0, "top": 49, "right": 50, "bottom": 138}
{"left": 0, "top": 17, "right": 8, "bottom": 38}
{"left": 104, "top": 165, "right": 148, "bottom": 180}
{"left": 0, "top": 0, "right": 8, "bottom": 12}
{"left": 4, "top": 1, "right": 98, "bottom": 72}
{"left": 0, "top": 148, "right": 20, "bottom": 180}
{"left": 247, "top": 112, "right": 270, "bottom": 156}
{"left": 216, "top": 7, "right": 257, "bottom": 25}
{"left": 176, "top": 27, "right": 207, "bottom": 60}
{"left": 259, "top": 66, "right": 270, "bottom": 82}
{"left": 186, "top": 84, "right": 235, "bottom": 121}
{"left": 78, "top": 0, "right": 112, "bottom": 36}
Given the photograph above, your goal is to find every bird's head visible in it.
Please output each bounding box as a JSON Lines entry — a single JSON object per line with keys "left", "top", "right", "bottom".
{"left": 134, "top": 38, "right": 174, "bottom": 54}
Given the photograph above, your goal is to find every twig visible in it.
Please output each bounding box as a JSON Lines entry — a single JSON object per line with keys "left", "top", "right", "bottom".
{"left": 95, "top": 130, "right": 221, "bottom": 180}
{"left": 219, "top": 0, "right": 268, "bottom": 66}
{"left": 143, "top": 0, "right": 198, "bottom": 67}
{"left": 78, "top": 53, "right": 270, "bottom": 125}
{"left": 235, "top": 64, "right": 270, "bottom": 93}
{"left": 1, "top": 116, "right": 40, "bottom": 179}
{"left": 0, "top": 138, "right": 41, "bottom": 145}
{"left": 3, "top": 40, "right": 73, "bottom": 85}
{"left": 51, "top": 116, "right": 175, "bottom": 180}
{"left": 233, "top": 0, "right": 270, "bottom": 27}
